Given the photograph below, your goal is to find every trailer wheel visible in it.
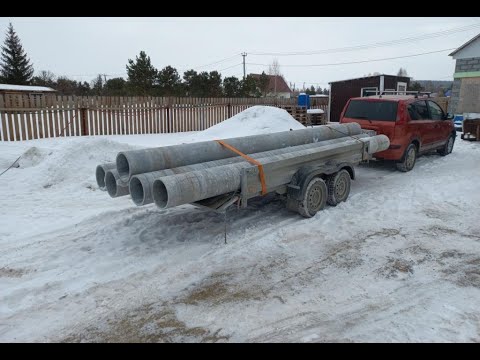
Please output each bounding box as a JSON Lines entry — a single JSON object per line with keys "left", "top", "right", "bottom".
{"left": 297, "top": 177, "right": 327, "bottom": 218}
{"left": 326, "top": 169, "right": 351, "bottom": 206}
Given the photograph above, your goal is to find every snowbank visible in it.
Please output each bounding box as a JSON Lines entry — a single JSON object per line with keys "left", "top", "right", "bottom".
{"left": 195, "top": 105, "right": 304, "bottom": 140}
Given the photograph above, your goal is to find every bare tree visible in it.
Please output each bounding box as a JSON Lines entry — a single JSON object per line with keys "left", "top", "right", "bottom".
{"left": 268, "top": 58, "right": 281, "bottom": 97}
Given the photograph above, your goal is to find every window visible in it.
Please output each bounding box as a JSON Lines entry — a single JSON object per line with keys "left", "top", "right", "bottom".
{"left": 408, "top": 101, "right": 429, "bottom": 120}
{"left": 397, "top": 82, "right": 407, "bottom": 95}
{"left": 428, "top": 101, "right": 444, "bottom": 120}
{"left": 344, "top": 100, "right": 398, "bottom": 121}
{"left": 361, "top": 87, "right": 378, "bottom": 97}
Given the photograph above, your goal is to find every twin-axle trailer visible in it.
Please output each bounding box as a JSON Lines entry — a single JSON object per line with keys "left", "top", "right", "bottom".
{"left": 96, "top": 123, "right": 389, "bottom": 218}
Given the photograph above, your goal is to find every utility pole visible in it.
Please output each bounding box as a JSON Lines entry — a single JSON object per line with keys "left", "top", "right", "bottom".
{"left": 241, "top": 52, "right": 247, "bottom": 80}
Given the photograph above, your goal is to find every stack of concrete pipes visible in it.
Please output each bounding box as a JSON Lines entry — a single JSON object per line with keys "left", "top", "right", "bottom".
{"left": 96, "top": 123, "right": 389, "bottom": 209}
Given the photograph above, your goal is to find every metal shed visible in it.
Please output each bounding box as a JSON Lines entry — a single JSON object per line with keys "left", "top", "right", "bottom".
{"left": 328, "top": 74, "right": 410, "bottom": 122}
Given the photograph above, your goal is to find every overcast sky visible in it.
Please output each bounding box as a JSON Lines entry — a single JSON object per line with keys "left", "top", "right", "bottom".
{"left": 1, "top": 17, "right": 479, "bottom": 89}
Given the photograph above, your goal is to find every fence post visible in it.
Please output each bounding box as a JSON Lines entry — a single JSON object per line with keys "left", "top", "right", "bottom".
{"left": 80, "top": 105, "right": 88, "bottom": 136}
{"left": 227, "top": 101, "right": 231, "bottom": 118}
{"left": 166, "top": 97, "right": 171, "bottom": 133}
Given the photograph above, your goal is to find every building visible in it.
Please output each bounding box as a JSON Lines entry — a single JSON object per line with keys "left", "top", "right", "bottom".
{"left": 250, "top": 74, "right": 293, "bottom": 99}
{"left": 448, "top": 33, "right": 480, "bottom": 114}
{"left": 0, "top": 84, "right": 56, "bottom": 96}
{"left": 328, "top": 74, "right": 410, "bottom": 122}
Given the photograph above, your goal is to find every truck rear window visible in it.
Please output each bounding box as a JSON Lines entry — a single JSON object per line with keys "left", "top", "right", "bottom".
{"left": 344, "top": 100, "right": 398, "bottom": 121}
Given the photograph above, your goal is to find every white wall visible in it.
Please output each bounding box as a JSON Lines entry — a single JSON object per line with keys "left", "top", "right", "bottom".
{"left": 452, "top": 36, "right": 480, "bottom": 59}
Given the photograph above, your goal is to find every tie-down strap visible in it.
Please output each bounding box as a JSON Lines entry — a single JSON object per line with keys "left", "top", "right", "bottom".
{"left": 214, "top": 139, "right": 267, "bottom": 196}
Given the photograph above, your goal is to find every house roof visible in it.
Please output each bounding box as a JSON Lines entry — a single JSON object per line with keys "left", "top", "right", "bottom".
{"left": 329, "top": 74, "right": 409, "bottom": 84}
{"left": 250, "top": 74, "right": 292, "bottom": 93}
{"left": 449, "top": 33, "right": 480, "bottom": 56}
{"left": 0, "top": 84, "right": 56, "bottom": 92}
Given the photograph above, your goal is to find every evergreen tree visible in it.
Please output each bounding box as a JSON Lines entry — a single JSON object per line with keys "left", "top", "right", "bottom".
{"left": 183, "top": 69, "right": 199, "bottom": 96}
{"left": 104, "top": 77, "right": 127, "bottom": 96}
{"left": 0, "top": 23, "right": 34, "bottom": 84}
{"left": 223, "top": 76, "right": 242, "bottom": 97}
{"left": 157, "top": 65, "right": 181, "bottom": 96}
{"left": 91, "top": 74, "right": 104, "bottom": 96}
{"left": 126, "top": 51, "right": 157, "bottom": 95}
{"left": 207, "top": 71, "right": 222, "bottom": 97}
{"left": 258, "top": 71, "right": 270, "bottom": 97}
{"left": 305, "top": 85, "right": 316, "bottom": 95}
{"left": 240, "top": 75, "right": 260, "bottom": 97}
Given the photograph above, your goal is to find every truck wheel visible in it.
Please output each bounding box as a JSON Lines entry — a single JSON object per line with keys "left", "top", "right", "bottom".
{"left": 396, "top": 144, "right": 417, "bottom": 172}
{"left": 297, "top": 177, "right": 327, "bottom": 218}
{"left": 437, "top": 134, "right": 455, "bottom": 156}
{"left": 326, "top": 169, "right": 351, "bottom": 206}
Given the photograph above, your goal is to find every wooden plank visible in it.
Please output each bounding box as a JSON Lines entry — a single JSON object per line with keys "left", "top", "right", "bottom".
{"left": 87, "top": 97, "right": 93, "bottom": 136}
{"left": 58, "top": 96, "right": 67, "bottom": 137}
{"left": 141, "top": 97, "right": 146, "bottom": 134}
{"left": 116, "top": 97, "right": 120, "bottom": 135}
{"left": 28, "top": 107, "right": 36, "bottom": 140}
{"left": 16, "top": 95, "right": 26, "bottom": 140}
{"left": 25, "top": 95, "right": 34, "bottom": 140}
{"left": 99, "top": 97, "right": 105, "bottom": 135}
{"left": 50, "top": 95, "right": 59, "bottom": 137}
{"left": 74, "top": 97, "right": 80, "bottom": 136}
{"left": 0, "top": 95, "right": 6, "bottom": 141}
{"left": 93, "top": 97, "right": 99, "bottom": 136}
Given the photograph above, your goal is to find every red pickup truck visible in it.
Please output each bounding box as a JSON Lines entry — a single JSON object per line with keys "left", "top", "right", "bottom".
{"left": 339, "top": 95, "right": 456, "bottom": 171}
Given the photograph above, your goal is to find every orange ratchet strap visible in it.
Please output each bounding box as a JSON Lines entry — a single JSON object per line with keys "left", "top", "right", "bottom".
{"left": 215, "top": 139, "right": 267, "bottom": 195}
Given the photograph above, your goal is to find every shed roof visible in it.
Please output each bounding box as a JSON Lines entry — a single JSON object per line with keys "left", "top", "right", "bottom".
{"left": 0, "top": 84, "right": 56, "bottom": 92}
{"left": 329, "top": 74, "right": 408, "bottom": 84}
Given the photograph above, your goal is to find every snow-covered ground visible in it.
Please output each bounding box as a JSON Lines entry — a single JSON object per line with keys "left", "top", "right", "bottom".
{"left": 1, "top": 106, "right": 480, "bottom": 342}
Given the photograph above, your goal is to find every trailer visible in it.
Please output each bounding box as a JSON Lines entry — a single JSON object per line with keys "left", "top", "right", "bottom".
{"left": 96, "top": 123, "right": 389, "bottom": 219}
{"left": 190, "top": 132, "right": 383, "bottom": 218}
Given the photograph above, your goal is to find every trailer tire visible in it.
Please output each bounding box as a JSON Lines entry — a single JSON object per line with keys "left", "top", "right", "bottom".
{"left": 326, "top": 169, "right": 351, "bottom": 206}
{"left": 297, "top": 177, "right": 327, "bottom": 218}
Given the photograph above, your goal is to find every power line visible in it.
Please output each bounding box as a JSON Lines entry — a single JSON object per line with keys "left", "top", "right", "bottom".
{"left": 186, "top": 54, "right": 240, "bottom": 70}
{"left": 246, "top": 48, "right": 456, "bottom": 68}
{"left": 217, "top": 63, "right": 243, "bottom": 72}
{"left": 249, "top": 23, "right": 480, "bottom": 56}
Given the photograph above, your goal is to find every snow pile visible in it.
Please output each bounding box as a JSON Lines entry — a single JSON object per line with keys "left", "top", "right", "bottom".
{"left": 104, "top": 106, "right": 305, "bottom": 147}
{"left": 195, "top": 105, "right": 305, "bottom": 140}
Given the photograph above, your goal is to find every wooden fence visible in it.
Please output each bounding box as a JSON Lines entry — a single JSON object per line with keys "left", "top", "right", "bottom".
{"left": 0, "top": 95, "right": 329, "bottom": 141}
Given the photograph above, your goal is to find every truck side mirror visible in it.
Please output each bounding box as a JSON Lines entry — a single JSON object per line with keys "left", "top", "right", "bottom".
{"left": 445, "top": 113, "right": 454, "bottom": 120}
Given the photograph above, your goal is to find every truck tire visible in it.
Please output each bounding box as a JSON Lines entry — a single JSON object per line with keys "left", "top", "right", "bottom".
{"left": 297, "top": 177, "right": 327, "bottom": 218}
{"left": 326, "top": 169, "right": 351, "bottom": 206}
{"left": 396, "top": 143, "right": 417, "bottom": 172}
{"left": 437, "top": 134, "right": 455, "bottom": 156}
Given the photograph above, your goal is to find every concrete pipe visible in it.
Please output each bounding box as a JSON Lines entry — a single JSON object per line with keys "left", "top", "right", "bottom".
{"left": 152, "top": 135, "right": 389, "bottom": 209}
{"left": 95, "top": 162, "right": 116, "bottom": 191}
{"left": 105, "top": 169, "right": 130, "bottom": 198}
{"left": 129, "top": 134, "right": 372, "bottom": 206}
{"left": 117, "top": 123, "right": 362, "bottom": 182}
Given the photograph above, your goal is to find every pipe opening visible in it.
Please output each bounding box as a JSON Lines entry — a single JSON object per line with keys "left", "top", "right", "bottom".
{"left": 116, "top": 153, "right": 130, "bottom": 180}
{"left": 129, "top": 177, "right": 145, "bottom": 206}
{"left": 153, "top": 180, "right": 168, "bottom": 208}
{"left": 105, "top": 171, "right": 118, "bottom": 197}
{"left": 96, "top": 165, "right": 107, "bottom": 189}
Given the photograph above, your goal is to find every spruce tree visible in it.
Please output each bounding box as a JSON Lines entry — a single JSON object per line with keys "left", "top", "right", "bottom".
{"left": 0, "top": 23, "right": 34, "bottom": 84}
{"left": 126, "top": 51, "right": 157, "bottom": 95}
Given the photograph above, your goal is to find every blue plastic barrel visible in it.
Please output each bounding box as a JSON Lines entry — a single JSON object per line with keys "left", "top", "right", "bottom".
{"left": 298, "top": 93, "right": 310, "bottom": 109}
